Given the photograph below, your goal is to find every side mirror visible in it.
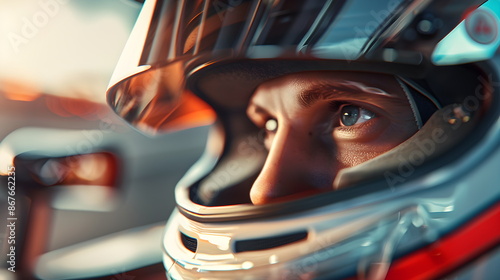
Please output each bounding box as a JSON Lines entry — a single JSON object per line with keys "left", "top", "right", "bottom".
{"left": 0, "top": 127, "right": 122, "bottom": 211}
{"left": 14, "top": 152, "right": 120, "bottom": 212}
{"left": 0, "top": 127, "right": 122, "bottom": 277}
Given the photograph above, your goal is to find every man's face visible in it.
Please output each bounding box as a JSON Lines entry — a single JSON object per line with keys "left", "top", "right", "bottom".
{"left": 246, "top": 72, "right": 419, "bottom": 205}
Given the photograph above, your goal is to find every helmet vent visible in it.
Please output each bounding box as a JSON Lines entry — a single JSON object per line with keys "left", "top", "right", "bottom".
{"left": 180, "top": 232, "right": 197, "bottom": 253}
{"left": 234, "top": 231, "right": 308, "bottom": 253}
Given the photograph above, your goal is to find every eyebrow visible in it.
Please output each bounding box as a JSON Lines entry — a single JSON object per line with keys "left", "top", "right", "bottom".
{"left": 298, "top": 82, "right": 395, "bottom": 108}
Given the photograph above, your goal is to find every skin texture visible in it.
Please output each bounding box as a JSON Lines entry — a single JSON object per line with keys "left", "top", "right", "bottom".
{"left": 246, "top": 71, "right": 419, "bottom": 205}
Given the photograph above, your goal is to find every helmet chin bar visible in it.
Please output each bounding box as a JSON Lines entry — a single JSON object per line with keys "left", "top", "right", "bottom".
{"left": 164, "top": 204, "right": 435, "bottom": 280}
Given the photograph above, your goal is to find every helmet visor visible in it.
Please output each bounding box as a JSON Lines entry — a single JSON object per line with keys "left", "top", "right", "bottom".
{"left": 107, "top": 0, "right": 484, "bottom": 134}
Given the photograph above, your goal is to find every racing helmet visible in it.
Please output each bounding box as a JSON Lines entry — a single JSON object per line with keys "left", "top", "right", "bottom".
{"left": 106, "top": 0, "right": 500, "bottom": 279}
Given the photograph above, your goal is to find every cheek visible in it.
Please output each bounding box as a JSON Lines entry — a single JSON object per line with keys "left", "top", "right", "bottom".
{"left": 335, "top": 142, "right": 397, "bottom": 167}
{"left": 333, "top": 117, "right": 417, "bottom": 168}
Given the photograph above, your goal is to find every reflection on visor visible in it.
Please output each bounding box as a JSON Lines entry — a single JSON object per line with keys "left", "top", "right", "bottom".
{"left": 312, "top": 0, "right": 404, "bottom": 60}
{"left": 107, "top": 0, "right": 427, "bottom": 134}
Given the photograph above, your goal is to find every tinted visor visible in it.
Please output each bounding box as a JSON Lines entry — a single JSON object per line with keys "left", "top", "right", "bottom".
{"left": 107, "top": 0, "right": 483, "bottom": 134}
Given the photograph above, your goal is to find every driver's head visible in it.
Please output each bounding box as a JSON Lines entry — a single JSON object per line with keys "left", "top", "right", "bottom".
{"left": 246, "top": 72, "right": 422, "bottom": 204}
{"left": 106, "top": 0, "right": 499, "bottom": 279}
{"left": 105, "top": 0, "right": 493, "bottom": 208}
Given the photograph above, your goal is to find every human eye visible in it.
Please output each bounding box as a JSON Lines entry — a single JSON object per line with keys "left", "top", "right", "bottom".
{"left": 339, "top": 104, "right": 375, "bottom": 126}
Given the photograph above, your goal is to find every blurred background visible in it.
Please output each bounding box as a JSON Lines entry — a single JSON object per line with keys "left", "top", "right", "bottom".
{"left": 0, "top": 1, "right": 208, "bottom": 279}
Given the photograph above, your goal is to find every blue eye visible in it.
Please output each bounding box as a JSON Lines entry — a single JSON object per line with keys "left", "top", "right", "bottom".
{"left": 340, "top": 105, "right": 375, "bottom": 126}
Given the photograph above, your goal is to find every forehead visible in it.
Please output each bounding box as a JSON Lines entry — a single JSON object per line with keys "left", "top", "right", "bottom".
{"left": 254, "top": 71, "right": 401, "bottom": 93}
{"left": 250, "top": 71, "right": 405, "bottom": 110}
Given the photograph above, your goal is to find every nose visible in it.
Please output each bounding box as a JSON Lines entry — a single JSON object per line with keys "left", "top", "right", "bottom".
{"left": 250, "top": 127, "right": 338, "bottom": 205}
